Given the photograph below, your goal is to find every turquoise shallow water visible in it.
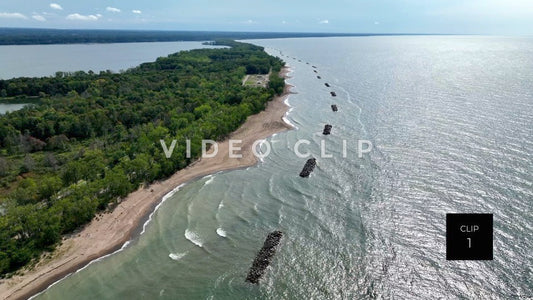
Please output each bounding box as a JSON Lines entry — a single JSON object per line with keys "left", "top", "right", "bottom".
{"left": 36, "top": 36, "right": 532, "bottom": 299}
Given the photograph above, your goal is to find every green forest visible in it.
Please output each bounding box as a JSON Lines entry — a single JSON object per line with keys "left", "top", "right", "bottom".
{"left": 0, "top": 28, "right": 367, "bottom": 45}
{"left": 0, "top": 40, "right": 285, "bottom": 276}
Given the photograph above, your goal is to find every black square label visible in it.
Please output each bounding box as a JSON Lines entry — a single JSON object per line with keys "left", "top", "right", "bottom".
{"left": 446, "top": 213, "right": 493, "bottom": 260}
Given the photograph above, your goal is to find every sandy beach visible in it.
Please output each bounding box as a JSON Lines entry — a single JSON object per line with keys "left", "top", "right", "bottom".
{"left": 0, "top": 67, "right": 293, "bottom": 300}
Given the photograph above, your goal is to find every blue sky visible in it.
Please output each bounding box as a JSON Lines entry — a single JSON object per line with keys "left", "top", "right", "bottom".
{"left": 0, "top": 0, "right": 532, "bottom": 34}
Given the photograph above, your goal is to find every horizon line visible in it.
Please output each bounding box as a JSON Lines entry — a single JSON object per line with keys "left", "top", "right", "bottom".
{"left": 0, "top": 27, "right": 482, "bottom": 36}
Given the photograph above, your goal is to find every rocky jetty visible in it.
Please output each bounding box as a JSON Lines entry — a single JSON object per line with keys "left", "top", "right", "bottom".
{"left": 331, "top": 104, "right": 338, "bottom": 112}
{"left": 299, "top": 158, "right": 317, "bottom": 177}
{"left": 323, "top": 124, "right": 332, "bottom": 135}
{"left": 245, "top": 231, "right": 283, "bottom": 284}
{"left": 330, "top": 91, "right": 337, "bottom": 97}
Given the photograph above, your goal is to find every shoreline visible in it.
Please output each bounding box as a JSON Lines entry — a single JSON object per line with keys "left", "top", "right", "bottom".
{"left": 0, "top": 67, "right": 294, "bottom": 300}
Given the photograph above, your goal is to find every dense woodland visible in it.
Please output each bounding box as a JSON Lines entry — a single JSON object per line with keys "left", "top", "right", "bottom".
{"left": 0, "top": 40, "right": 285, "bottom": 276}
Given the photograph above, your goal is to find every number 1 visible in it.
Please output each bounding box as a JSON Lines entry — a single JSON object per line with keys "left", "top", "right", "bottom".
{"left": 467, "top": 238, "right": 471, "bottom": 248}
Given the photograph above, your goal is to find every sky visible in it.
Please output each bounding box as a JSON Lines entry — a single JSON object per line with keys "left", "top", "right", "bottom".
{"left": 0, "top": 0, "right": 532, "bottom": 34}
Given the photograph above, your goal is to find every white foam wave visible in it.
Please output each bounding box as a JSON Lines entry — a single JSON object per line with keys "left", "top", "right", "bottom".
{"left": 169, "top": 252, "right": 188, "bottom": 261}
{"left": 28, "top": 183, "right": 190, "bottom": 299}
{"left": 185, "top": 229, "right": 204, "bottom": 247}
{"left": 282, "top": 116, "right": 298, "bottom": 129}
{"left": 281, "top": 95, "right": 298, "bottom": 129}
{"left": 255, "top": 140, "right": 267, "bottom": 162}
{"left": 28, "top": 240, "right": 132, "bottom": 299}
{"left": 140, "top": 183, "right": 186, "bottom": 235}
{"left": 216, "top": 228, "right": 227, "bottom": 237}
{"left": 204, "top": 175, "right": 215, "bottom": 186}
{"left": 75, "top": 241, "right": 131, "bottom": 274}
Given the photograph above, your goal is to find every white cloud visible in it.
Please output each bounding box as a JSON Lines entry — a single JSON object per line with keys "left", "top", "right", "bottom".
{"left": 106, "top": 7, "right": 121, "bottom": 13}
{"left": 0, "top": 12, "right": 28, "bottom": 19}
{"left": 281, "top": 20, "right": 287, "bottom": 24}
{"left": 50, "top": 3, "right": 63, "bottom": 10}
{"left": 242, "top": 19, "right": 256, "bottom": 24}
{"left": 132, "top": 10, "right": 142, "bottom": 14}
{"left": 374, "top": 21, "right": 380, "bottom": 25}
{"left": 66, "top": 13, "right": 102, "bottom": 21}
{"left": 319, "top": 19, "right": 329, "bottom": 24}
{"left": 32, "top": 14, "right": 47, "bottom": 22}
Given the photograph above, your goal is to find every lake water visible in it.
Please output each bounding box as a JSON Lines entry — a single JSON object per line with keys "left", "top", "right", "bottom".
{"left": 0, "top": 41, "right": 223, "bottom": 79}
{"left": 23, "top": 36, "right": 533, "bottom": 299}
{"left": 0, "top": 103, "right": 29, "bottom": 114}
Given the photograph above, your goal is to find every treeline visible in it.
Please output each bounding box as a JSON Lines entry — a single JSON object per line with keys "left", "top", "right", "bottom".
{"left": 0, "top": 28, "right": 374, "bottom": 46}
{"left": 0, "top": 40, "right": 285, "bottom": 276}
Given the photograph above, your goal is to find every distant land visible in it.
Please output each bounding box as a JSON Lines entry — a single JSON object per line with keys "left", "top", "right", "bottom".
{"left": 0, "top": 28, "right": 425, "bottom": 45}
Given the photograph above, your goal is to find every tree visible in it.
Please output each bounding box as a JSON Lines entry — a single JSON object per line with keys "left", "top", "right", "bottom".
{"left": 10, "top": 178, "right": 38, "bottom": 205}
{"left": 104, "top": 168, "right": 132, "bottom": 199}
{"left": 0, "top": 157, "right": 8, "bottom": 176}
{"left": 43, "top": 152, "right": 59, "bottom": 169}
{"left": 46, "top": 135, "right": 69, "bottom": 151}
{"left": 20, "top": 155, "right": 35, "bottom": 173}
{"left": 38, "top": 176, "right": 62, "bottom": 199}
